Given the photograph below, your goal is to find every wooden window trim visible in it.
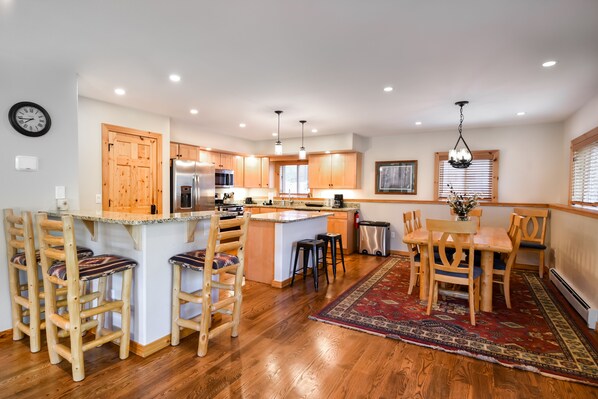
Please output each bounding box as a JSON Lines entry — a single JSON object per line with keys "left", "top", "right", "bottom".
{"left": 434, "top": 150, "right": 499, "bottom": 202}
{"left": 569, "top": 126, "right": 598, "bottom": 206}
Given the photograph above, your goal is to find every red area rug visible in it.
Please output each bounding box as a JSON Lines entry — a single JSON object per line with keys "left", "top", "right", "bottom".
{"left": 310, "top": 256, "right": 598, "bottom": 386}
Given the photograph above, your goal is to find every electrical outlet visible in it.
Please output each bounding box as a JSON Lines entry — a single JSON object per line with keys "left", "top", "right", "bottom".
{"left": 96, "top": 194, "right": 102, "bottom": 204}
{"left": 391, "top": 231, "right": 396, "bottom": 239}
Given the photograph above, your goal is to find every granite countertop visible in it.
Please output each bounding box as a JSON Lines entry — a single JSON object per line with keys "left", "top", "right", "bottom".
{"left": 244, "top": 203, "right": 359, "bottom": 212}
{"left": 44, "top": 210, "right": 234, "bottom": 225}
{"left": 250, "top": 210, "right": 333, "bottom": 223}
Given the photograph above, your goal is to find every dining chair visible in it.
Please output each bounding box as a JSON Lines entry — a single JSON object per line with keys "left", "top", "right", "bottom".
{"left": 413, "top": 209, "right": 422, "bottom": 230}
{"left": 403, "top": 211, "right": 420, "bottom": 294}
{"left": 450, "top": 207, "right": 483, "bottom": 229}
{"left": 170, "top": 213, "right": 250, "bottom": 356}
{"left": 37, "top": 213, "right": 137, "bottom": 381}
{"left": 491, "top": 215, "right": 523, "bottom": 309}
{"left": 426, "top": 219, "right": 480, "bottom": 326}
{"left": 513, "top": 208, "right": 549, "bottom": 278}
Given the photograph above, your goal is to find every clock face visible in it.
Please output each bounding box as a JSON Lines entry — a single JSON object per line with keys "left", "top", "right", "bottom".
{"left": 8, "top": 101, "right": 52, "bottom": 137}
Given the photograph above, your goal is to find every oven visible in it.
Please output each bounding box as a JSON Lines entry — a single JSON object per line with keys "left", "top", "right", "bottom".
{"left": 215, "top": 169, "right": 234, "bottom": 188}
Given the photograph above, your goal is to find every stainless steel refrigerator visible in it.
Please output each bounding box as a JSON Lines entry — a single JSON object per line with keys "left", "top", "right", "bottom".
{"left": 170, "top": 160, "right": 215, "bottom": 212}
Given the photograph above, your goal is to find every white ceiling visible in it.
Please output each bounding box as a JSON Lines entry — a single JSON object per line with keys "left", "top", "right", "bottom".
{"left": 2, "top": 0, "right": 598, "bottom": 140}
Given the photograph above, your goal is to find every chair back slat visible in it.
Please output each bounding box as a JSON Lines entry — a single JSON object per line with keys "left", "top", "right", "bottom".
{"left": 426, "top": 219, "right": 476, "bottom": 278}
{"left": 503, "top": 216, "right": 524, "bottom": 273}
{"left": 413, "top": 209, "right": 422, "bottom": 230}
{"left": 402, "top": 211, "right": 418, "bottom": 254}
{"left": 513, "top": 208, "right": 549, "bottom": 244}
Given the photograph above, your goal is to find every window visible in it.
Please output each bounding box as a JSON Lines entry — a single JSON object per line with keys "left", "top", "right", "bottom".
{"left": 280, "top": 164, "right": 309, "bottom": 195}
{"left": 570, "top": 127, "right": 598, "bottom": 206}
{"left": 435, "top": 150, "right": 499, "bottom": 201}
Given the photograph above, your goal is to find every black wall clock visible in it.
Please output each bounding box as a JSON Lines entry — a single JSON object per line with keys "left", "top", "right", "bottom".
{"left": 8, "top": 101, "right": 52, "bottom": 137}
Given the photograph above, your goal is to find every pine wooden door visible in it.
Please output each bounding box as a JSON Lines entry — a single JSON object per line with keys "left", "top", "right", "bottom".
{"left": 102, "top": 124, "right": 163, "bottom": 214}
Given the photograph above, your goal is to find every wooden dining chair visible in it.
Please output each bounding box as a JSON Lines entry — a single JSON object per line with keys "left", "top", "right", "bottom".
{"left": 170, "top": 213, "right": 250, "bottom": 357}
{"left": 37, "top": 213, "right": 137, "bottom": 381}
{"left": 513, "top": 208, "right": 549, "bottom": 278}
{"left": 450, "top": 207, "right": 483, "bottom": 229}
{"left": 491, "top": 215, "right": 523, "bottom": 309}
{"left": 413, "top": 209, "right": 422, "bottom": 230}
{"left": 403, "top": 211, "right": 420, "bottom": 295}
{"left": 426, "top": 219, "right": 480, "bottom": 326}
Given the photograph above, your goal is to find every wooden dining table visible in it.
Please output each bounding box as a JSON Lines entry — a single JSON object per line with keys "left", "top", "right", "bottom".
{"left": 403, "top": 226, "right": 512, "bottom": 312}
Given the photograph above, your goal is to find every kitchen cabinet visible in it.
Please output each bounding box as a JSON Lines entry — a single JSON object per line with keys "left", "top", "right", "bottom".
{"left": 327, "top": 211, "right": 357, "bottom": 254}
{"left": 170, "top": 142, "right": 199, "bottom": 160}
{"left": 233, "top": 155, "right": 244, "bottom": 187}
{"left": 308, "top": 152, "right": 361, "bottom": 189}
{"left": 200, "top": 150, "right": 235, "bottom": 169}
{"left": 244, "top": 157, "right": 270, "bottom": 188}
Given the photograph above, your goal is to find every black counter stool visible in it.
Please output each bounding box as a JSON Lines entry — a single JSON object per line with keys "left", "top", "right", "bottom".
{"left": 291, "top": 239, "right": 328, "bottom": 291}
{"left": 316, "top": 233, "right": 346, "bottom": 278}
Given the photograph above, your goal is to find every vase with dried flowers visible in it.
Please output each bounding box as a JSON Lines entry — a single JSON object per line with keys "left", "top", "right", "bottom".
{"left": 446, "top": 184, "right": 480, "bottom": 221}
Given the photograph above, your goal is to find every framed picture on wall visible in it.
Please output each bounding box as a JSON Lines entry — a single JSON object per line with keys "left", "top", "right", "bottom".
{"left": 375, "top": 160, "right": 418, "bottom": 194}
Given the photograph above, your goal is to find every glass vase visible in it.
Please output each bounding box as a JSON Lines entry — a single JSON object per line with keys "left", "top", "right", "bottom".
{"left": 457, "top": 213, "right": 470, "bottom": 221}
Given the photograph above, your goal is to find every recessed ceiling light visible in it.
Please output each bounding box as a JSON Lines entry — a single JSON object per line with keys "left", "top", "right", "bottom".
{"left": 311, "top": 129, "right": 318, "bottom": 133}
{"left": 190, "top": 108, "right": 198, "bottom": 115}
{"left": 542, "top": 60, "right": 557, "bottom": 68}
{"left": 415, "top": 121, "right": 422, "bottom": 126}
{"left": 272, "top": 132, "right": 277, "bottom": 136}
{"left": 114, "top": 88, "right": 126, "bottom": 96}
{"left": 169, "top": 74, "right": 181, "bottom": 82}
{"left": 325, "top": 150, "right": 331, "bottom": 154}
{"left": 239, "top": 123, "right": 246, "bottom": 128}
{"left": 517, "top": 111, "right": 526, "bottom": 116}
{"left": 383, "top": 86, "right": 393, "bottom": 92}
{"left": 205, "top": 147, "right": 212, "bottom": 151}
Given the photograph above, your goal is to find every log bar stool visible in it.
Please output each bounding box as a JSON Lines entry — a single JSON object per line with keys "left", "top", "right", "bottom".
{"left": 3, "top": 209, "right": 93, "bottom": 353}
{"left": 170, "top": 213, "right": 250, "bottom": 357}
{"left": 291, "top": 239, "right": 329, "bottom": 291}
{"left": 316, "top": 233, "right": 346, "bottom": 278}
{"left": 36, "top": 213, "right": 137, "bottom": 382}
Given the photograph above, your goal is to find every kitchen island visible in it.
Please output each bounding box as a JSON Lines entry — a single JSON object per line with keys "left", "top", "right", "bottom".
{"left": 47, "top": 210, "right": 224, "bottom": 357}
{"left": 245, "top": 210, "right": 332, "bottom": 287}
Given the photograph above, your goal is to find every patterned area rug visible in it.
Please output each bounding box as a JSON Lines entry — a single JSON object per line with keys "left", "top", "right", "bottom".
{"left": 310, "top": 256, "right": 598, "bottom": 386}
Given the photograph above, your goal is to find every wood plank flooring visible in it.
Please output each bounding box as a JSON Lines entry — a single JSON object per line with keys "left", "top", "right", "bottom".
{"left": 0, "top": 255, "right": 597, "bottom": 398}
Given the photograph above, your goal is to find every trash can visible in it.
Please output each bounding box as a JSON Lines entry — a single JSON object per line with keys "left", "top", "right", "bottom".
{"left": 359, "top": 221, "right": 391, "bottom": 257}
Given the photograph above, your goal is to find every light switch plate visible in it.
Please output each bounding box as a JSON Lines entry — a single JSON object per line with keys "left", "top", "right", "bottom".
{"left": 95, "top": 194, "right": 102, "bottom": 204}
{"left": 55, "top": 186, "right": 66, "bottom": 199}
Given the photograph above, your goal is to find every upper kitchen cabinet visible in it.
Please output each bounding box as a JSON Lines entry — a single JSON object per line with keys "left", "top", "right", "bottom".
{"left": 308, "top": 152, "right": 361, "bottom": 189}
{"left": 200, "top": 150, "right": 235, "bottom": 169}
{"left": 233, "top": 155, "right": 244, "bottom": 187}
{"left": 244, "top": 156, "right": 270, "bottom": 188}
{"left": 170, "top": 142, "right": 200, "bottom": 160}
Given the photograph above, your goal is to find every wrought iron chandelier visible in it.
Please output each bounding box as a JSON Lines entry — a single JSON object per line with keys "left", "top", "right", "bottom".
{"left": 448, "top": 100, "right": 473, "bottom": 169}
{"left": 274, "top": 110, "right": 283, "bottom": 155}
{"left": 298, "top": 120, "right": 307, "bottom": 160}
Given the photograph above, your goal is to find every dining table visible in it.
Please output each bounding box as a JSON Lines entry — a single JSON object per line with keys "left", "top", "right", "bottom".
{"left": 403, "top": 226, "right": 512, "bottom": 312}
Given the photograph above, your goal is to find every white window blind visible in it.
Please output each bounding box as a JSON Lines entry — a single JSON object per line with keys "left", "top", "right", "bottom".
{"left": 436, "top": 151, "right": 498, "bottom": 201}
{"left": 571, "top": 138, "right": 598, "bottom": 206}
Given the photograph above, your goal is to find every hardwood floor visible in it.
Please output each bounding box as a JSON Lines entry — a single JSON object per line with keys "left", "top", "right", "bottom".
{"left": 0, "top": 255, "right": 597, "bottom": 398}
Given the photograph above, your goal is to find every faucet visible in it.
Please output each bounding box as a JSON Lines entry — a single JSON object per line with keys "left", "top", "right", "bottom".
{"left": 288, "top": 189, "right": 294, "bottom": 206}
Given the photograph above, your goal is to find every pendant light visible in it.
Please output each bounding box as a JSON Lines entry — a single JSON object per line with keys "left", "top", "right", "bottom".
{"left": 274, "top": 110, "right": 283, "bottom": 155}
{"left": 299, "top": 120, "right": 307, "bottom": 160}
{"left": 448, "top": 100, "right": 473, "bottom": 169}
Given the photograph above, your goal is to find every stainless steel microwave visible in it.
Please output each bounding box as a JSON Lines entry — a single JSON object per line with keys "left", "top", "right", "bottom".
{"left": 215, "top": 169, "right": 234, "bottom": 188}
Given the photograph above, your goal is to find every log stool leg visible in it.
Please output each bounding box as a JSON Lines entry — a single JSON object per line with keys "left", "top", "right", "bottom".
{"left": 171, "top": 265, "right": 182, "bottom": 346}
{"left": 42, "top": 275, "right": 61, "bottom": 365}
{"left": 8, "top": 265, "right": 24, "bottom": 341}
{"left": 95, "top": 276, "right": 107, "bottom": 340}
{"left": 119, "top": 268, "right": 133, "bottom": 359}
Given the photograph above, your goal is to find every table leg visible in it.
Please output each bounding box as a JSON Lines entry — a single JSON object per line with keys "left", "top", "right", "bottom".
{"left": 419, "top": 244, "right": 429, "bottom": 302}
{"left": 480, "top": 250, "right": 493, "bottom": 312}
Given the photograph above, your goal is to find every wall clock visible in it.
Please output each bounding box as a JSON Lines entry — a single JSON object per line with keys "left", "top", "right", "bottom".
{"left": 8, "top": 101, "right": 52, "bottom": 137}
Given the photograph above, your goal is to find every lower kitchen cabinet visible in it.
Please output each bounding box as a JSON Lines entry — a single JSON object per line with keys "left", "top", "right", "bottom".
{"left": 327, "top": 211, "right": 357, "bottom": 254}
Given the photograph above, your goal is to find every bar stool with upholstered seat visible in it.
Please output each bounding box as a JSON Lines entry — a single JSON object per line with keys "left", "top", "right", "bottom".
{"left": 316, "top": 232, "right": 345, "bottom": 278}
{"left": 291, "top": 239, "right": 328, "bottom": 291}
{"left": 36, "top": 212, "right": 137, "bottom": 381}
{"left": 4, "top": 209, "right": 94, "bottom": 353}
{"left": 170, "top": 213, "right": 250, "bottom": 357}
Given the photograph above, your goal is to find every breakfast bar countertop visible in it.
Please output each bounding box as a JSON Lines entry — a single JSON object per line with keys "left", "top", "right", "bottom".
{"left": 250, "top": 210, "right": 333, "bottom": 223}
{"left": 45, "top": 210, "right": 235, "bottom": 225}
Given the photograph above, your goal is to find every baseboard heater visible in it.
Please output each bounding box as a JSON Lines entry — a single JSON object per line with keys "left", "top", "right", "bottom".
{"left": 549, "top": 268, "right": 597, "bottom": 330}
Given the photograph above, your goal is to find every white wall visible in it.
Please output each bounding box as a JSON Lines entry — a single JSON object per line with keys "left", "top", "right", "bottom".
{"left": 0, "top": 57, "right": 79, "bottom": 331}
{"left": 551, "top": 92, "right": 598, "bottom": 308}
{"left": 78, "top": 97, "right": 171, "bottom": 211}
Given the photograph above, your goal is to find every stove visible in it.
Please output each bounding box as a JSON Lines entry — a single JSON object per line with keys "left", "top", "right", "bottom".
{"left": 216, "top": 203, "right": 244, "bottom": 216}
